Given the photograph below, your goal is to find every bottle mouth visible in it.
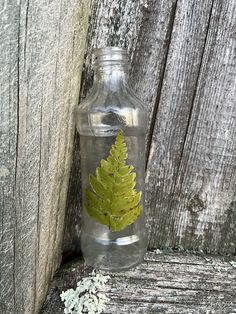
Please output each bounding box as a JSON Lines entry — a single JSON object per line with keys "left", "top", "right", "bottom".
{"left": 94, "top": 46, "right": 129, "bottom": 68}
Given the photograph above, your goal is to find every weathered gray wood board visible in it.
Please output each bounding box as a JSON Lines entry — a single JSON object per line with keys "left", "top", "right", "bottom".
{"left": 41, "top": 251, "right": 236, "bottom": 313}
{"left": 0, "top": 1, "right": 90, "bottom": 313}
{"left": 64, "top": 0, "right": 236, "bottom": 254}
{"left": 147, "top": 0, "right": 236, "bottom": 254}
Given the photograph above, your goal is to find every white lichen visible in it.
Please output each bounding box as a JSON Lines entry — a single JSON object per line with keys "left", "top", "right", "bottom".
{"left": 60, "top": 271, "right": 110, "bottom": 314}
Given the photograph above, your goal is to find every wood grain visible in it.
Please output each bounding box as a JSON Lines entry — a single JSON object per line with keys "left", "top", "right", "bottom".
{"left": 0, "top": 1, "right": 90, "bottom": 313}
{"left": 147, "top": 0, "right": 236, "bottom": 254}
{"left": 41, "top": 251, "right": 236, "bottom": 313}
{"left": 146, "top": 0, "right": 214, "bottom": 247}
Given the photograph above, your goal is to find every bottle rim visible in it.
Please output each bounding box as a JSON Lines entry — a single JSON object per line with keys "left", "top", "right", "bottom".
{"left": 93, "top": 46, "right": 129, "bottom": 67}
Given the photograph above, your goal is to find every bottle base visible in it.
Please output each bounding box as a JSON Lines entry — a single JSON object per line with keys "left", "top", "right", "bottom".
{"left": 81, "top": 232, "right": 147, "bottom": 272}
{"left": 83, "top": 250, "right": 146, "bottom": 272}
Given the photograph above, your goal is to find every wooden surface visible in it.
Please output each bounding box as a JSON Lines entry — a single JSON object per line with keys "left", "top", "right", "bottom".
{"left": 41, "top": 251, "right": 236, "bottom": 313}
{"left": 0, "top": 1, "right": 90, "bottom": 313}
{"left": 64, "top": 0, "right": 236, "bottom": 255}
{"left": 147, "top": 0, "right": 236, "bottom": 254}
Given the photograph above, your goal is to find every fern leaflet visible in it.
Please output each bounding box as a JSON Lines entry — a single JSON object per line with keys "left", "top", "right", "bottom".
{"left": 85, "top": 130, "right": 142, "bottom": 232}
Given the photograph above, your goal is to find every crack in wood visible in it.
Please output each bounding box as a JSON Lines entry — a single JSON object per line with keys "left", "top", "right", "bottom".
{"left": 172, "top": 0, "right": 215, "bottom": 186}
{"left": 145, "top": 0, "right": 178, "bottom": 169}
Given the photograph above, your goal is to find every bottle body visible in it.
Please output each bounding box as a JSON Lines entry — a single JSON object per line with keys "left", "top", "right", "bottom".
{"left": 75, "top": 47, "right": 147, "bottom": 271}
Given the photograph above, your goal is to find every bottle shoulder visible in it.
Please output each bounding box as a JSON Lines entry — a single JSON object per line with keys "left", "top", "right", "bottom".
{"left": 75, "top": 86, "right": 147, "bottom": 137}
{"left": 76, "top": 86, "right": 147, "bottom": 114}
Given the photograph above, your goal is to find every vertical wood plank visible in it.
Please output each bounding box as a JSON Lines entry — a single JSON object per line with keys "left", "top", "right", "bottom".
{"left": 0, "top": 3, "right": 19, "bottom": 313}
{"left": 167, "top": 0, "right": 236, "bottom": 254}
{"left": 146, "top": 0, "right": 215, "bottom": 250}
{"left": 0, "top": 0, "right": 90, "bottom": 313}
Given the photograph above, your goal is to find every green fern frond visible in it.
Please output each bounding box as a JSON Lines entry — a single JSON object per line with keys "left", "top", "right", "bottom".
{"left": 85, "top": 130, "right": 143, "bottom": 232}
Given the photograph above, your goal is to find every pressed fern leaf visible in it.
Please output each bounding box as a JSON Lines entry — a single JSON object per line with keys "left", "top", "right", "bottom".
{"left": 85, "top": 130, "right": 142, "bottom": 232}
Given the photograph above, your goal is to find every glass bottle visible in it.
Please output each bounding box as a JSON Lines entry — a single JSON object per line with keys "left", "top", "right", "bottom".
{"left": 75, "top": 46, "right": 148, "bottom": 271}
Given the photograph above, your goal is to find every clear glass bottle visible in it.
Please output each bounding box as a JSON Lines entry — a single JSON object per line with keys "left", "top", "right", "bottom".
{"left": 75, "top": 47, "right": 148, "bottom": 271}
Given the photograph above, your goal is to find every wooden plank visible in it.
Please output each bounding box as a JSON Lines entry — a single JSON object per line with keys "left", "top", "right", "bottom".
{"left": 63, "top": 0, "right": 178, "bottom": 253}
{"left": 0, "top": 3, "right": 19, "bottom": 314}
{"left": 0, "top": 1, "right": 90, "bottom": 313}
{"left": 40, "top": 251, "right": 236, "bottom": 313}
{"left": 147, "top": 0, "right": 236, "bottom": 253}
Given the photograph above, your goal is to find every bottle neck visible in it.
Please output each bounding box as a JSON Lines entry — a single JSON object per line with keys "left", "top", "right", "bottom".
{"left": 94, "top": 65, "right": 129, "bottom": 92}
